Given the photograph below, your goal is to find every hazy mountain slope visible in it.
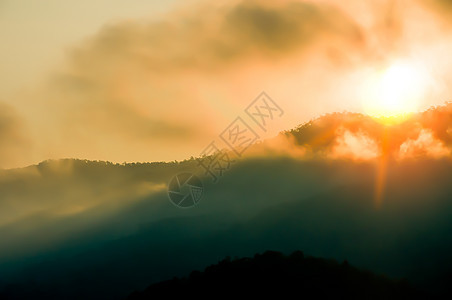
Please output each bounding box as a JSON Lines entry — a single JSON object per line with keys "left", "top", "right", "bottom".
{"left": 0, "top": 106, "right": 451, "bottom": 299}
{"left": 0, "top": 157, "right": 450, "bottom": 299}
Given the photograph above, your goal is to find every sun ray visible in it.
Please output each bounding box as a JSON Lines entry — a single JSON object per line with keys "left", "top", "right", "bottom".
{"left": 374, "top": 127, "right": 391, "bottom": 208}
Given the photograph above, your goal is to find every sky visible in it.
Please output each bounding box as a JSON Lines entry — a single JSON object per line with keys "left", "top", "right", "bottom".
{"left": 0, "top": 0, "right": 186, "bottom": 96}
{"left": 1, "top": 0, "right": 452, "bottom": 168}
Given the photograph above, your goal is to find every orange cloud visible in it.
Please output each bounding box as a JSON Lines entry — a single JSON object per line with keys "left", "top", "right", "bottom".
{"left": 398, "top": 129, "right": 450, "bottom": 159}
{"left": 330, "top": 128, "right": 380, "bottom": 160}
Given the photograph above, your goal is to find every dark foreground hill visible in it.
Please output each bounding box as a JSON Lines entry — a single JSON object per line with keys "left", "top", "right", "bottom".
{"left": 127, "top": 251, "right": 426, "bottom": 300}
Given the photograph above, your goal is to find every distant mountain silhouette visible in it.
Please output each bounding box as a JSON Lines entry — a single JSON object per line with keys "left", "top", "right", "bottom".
{"left": 127, "top": 250, "right": 426, "bottom": 299}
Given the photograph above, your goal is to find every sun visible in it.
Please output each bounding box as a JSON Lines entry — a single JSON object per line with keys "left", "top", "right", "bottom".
{"left": 362, "top": 61, "right": 430, "bottom": 122}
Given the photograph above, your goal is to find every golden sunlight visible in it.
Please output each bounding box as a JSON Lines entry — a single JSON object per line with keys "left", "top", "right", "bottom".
{"left": 362, "top": 61, "right": 431, "bottom": 120}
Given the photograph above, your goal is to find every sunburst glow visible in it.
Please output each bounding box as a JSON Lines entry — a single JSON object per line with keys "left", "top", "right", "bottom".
{"left": 362, "top": 61, "right": 431, "bottom": 120}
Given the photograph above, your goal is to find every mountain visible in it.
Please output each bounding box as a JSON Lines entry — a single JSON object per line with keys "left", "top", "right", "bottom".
{"left": 0, "top": 105, "right": 451, "bottom": 299}
{"left": 127, "top": 250, "right": 426, "bottom": 299}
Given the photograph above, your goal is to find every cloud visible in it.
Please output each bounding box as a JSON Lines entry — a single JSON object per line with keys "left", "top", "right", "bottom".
{"left": 15, "top": 0, "right": 365, "bottom": 166}
{"left": 422, "top": 0, "right": 452, "bottom": 20}
{"left": 217, "top": 1, "right": 363, "bottom": 60}
{"left": 66, "top": 1, "right": 362, "bottom": 72}
{"left": 330, "top": 128, "right": 380, "bottom": 160}
{"left": 399, "top": 129, "right": 450, "bottom": 159}
{"left": 0, "top": 102, "right": 30, "bottom": 168}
